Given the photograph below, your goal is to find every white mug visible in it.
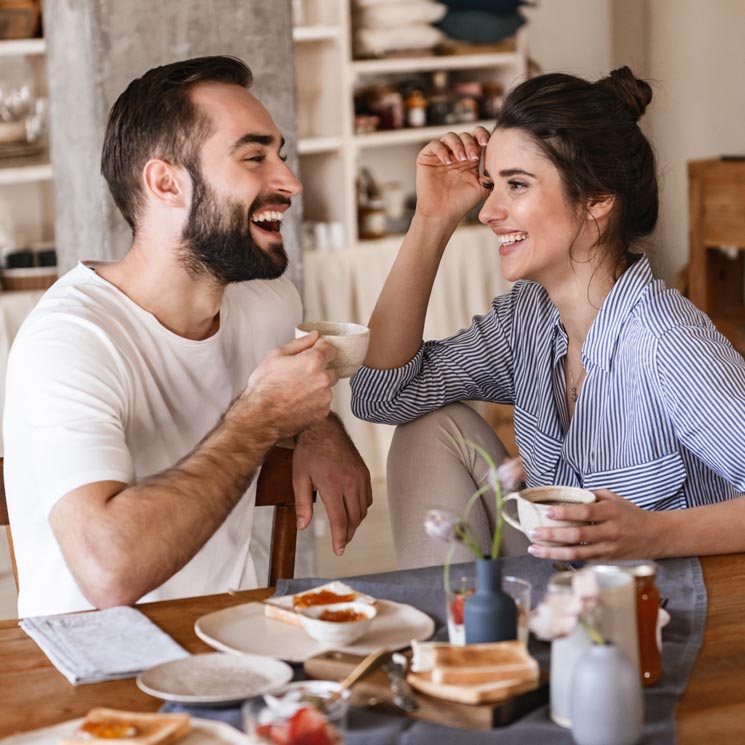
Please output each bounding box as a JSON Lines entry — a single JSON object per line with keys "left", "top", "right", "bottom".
{"left": 502, "top": 486, "right": 596, "bottom": 546}
{"left": 295, "top": 321, "right": 370, "bottom": 378}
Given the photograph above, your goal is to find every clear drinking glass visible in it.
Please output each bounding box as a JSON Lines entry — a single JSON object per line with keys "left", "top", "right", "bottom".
{"left": 445, "top": 572, "right": 531, "bottom": 646}
{"left": 445, "top": 574, "right": 476, "bottom": 645}
{"left": 503, "top": 575, "right": 531, "bottom": 646}
{"left": 242, "top": 681, "right": 348, "bottom": 744}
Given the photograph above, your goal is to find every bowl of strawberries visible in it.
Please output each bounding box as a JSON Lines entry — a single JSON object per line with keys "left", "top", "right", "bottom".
{"left": 243, "top": 680, "right": 349, "bottom": 745}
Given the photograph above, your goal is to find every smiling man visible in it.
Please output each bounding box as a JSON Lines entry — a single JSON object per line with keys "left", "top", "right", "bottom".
{"left": 3, "top": 56, "right": 371, "bottom": 618}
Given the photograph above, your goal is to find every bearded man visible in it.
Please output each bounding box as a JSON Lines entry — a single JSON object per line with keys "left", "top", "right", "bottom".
{"left": 3, "top": 56, "right": 371, "bottom": 618}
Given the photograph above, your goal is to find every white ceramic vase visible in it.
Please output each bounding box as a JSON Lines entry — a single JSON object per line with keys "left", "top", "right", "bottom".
{"left": 550, "top": 622, "right": 592, "bottom": 727}
{"left": 570, "top": 643, "right": 643, "bottom": 745}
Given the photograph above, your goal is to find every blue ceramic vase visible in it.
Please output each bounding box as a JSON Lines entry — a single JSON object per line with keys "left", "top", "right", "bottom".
{"left": 464, "top": 559, "right": 517, "bottom": 644}
{"left": 570, "top": 643, "right": 643, "bottom": 745}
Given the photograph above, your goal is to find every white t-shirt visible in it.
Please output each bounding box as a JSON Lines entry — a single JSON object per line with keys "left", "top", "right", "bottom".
{"left": 3, "top": 262, "right": 302, "bottom": 618}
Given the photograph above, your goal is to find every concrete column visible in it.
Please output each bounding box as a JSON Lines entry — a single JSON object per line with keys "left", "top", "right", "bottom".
{"left": 44, "top": 0, "right": 303, "bottom": 289}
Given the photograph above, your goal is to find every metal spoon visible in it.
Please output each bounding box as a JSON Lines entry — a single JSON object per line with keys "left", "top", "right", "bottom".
{"left": 308, "top": 647, "right": 390, "bottom": 713}
{"left": 381, "top": 652, "right": 419, "bottom": 712}
{"left": 553, "top": 561, "right": 578, "bottom": 573}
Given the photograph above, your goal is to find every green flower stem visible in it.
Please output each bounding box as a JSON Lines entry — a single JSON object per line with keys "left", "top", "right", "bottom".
{"left": 462, "top": 483, "right": 490, "bottom": 524}
{"left": 580, "top": 617, "right": 606, "bottom": 646}
{"left": 467, "top": 441, "right": 504, "bottom": 560}
{"left": 455, "top": 524, "right": 485, "bottom": 559}
{"left": 443, "top": 543, "right": 456, "bottom": 593}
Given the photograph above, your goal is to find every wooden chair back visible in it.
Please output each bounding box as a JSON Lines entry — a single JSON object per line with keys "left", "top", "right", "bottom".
{"left": 255, "top": 445, "right": 302, "bottom": 586}
{"left": 0, "top": 445, "right": 300, "bottom": 596}
{"left": 0, "top": 458, "right": 19, "bottom": 591}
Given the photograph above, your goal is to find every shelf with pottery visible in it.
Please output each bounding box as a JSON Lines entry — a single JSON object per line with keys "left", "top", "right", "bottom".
{"left": 0, "top": 30, "right": 55, "bottom": 273}
{"left": 353, "top": 119, "right": 494, "bottom": 149}
{"left": 293, "top": 2, "right": 527, "bottom": 253}
{"left": 351, "top": 48, "right": 525, "bottom": 77}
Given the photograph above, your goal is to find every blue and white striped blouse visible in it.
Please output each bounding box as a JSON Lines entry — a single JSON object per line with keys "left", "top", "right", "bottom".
{"left": 351, "top": 256, "right": 745, "bottom": 510}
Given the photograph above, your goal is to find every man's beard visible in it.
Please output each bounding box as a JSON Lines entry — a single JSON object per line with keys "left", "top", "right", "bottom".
{"left": 179, "top": 167, "right": 289, "bottom": 284}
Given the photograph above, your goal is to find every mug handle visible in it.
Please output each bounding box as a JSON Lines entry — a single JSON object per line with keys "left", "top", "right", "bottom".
{"left": 501, "top": 493, "right": 523, "bottom": 533}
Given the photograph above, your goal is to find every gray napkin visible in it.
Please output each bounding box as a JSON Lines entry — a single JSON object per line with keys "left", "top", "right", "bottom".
{"left": 20, "top": 605, "right": 189, "bottom": 685}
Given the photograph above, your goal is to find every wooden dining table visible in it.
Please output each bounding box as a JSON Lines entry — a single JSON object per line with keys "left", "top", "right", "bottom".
{"left": 0, "top": 554, "right": 743, "bottom": 742}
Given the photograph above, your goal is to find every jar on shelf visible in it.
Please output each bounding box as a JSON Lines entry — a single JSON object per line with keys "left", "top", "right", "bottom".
{"left": 481, "top": 82, "right": 504, "bottom": 120}
{"left": 427, "top": 70, "right": 453, "bottom": 126}
{"left": 404, "top": 89, "right": 428, "bottom": 128}
{"left": 367, "top": 85, "right": 404, "bottom": 131}
{"left": 453, "top": 81, "right": 482, "bottom": 124}
{"left": 357, "top": 168, "right": 387, "bottom": 240}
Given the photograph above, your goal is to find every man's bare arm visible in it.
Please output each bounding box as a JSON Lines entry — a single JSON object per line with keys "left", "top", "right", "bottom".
{"left": 50, "top": 333, "right": 337, "bottom": 608}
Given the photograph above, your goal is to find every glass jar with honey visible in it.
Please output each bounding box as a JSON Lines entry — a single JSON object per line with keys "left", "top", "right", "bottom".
{"left": 628, "top": 561, "right": 662, "bottom": 686}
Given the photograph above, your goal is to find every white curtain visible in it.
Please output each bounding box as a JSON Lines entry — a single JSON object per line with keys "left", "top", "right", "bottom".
{"left": 303, "top": 224, "right": 512, "bottom": 481}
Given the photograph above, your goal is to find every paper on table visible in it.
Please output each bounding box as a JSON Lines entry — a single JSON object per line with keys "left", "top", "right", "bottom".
{"left": 19, "top": 606, "right": 189, "bottom": 685}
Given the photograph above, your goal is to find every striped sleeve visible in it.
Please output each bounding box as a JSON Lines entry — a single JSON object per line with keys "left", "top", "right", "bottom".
{"left": 351, "top": 292, "right": 518, "bottom": 424}
{"left": 655, "top": 323, "right": 745, "bottom": 492}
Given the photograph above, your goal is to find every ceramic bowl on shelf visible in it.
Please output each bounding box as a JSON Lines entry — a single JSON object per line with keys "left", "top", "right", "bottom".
{"left": 299, "top": 601, "right": 377, "bottom": 646}
{"left": 0, "top": 120, "right": 27, "bottom": 144}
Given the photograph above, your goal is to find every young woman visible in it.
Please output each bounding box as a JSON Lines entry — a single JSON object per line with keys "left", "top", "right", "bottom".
{"left": 350, "top": 67, "right": 745, "bottom": 569}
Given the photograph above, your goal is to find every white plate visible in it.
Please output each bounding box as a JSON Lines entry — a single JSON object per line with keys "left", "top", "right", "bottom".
{"left": 195, "top": 600, "right": 435, "bottom": 663}
{"left": 136, "top": 652, "right": 293, "bottom": 704}
{"left": 0, "top": 717, "right": 252, "bottom": 744}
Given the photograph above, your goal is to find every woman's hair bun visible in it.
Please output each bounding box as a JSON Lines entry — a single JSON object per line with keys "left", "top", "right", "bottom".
{"left": 599, "top": 66, "right": 652, "bottom": 121}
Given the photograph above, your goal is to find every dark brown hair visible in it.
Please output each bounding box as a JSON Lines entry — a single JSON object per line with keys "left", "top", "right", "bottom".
{"left": 496, "top": 66, "right": 658, "bottom": 276}
{"left": 101, "top": 56, "right": 253, "bottom": 232}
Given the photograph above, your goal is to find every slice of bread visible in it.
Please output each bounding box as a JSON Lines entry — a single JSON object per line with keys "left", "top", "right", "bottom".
{"left": 412, "top": 640, "right": 539, "bottom": 686}
{"left": 60, "top": 708, "right": 190, "bottom": 745}
{"left": 407, "top": 669, "right": 539, "bottom": 705}
{"left": 263, "top": 581, "right": 375, "bottom": 627}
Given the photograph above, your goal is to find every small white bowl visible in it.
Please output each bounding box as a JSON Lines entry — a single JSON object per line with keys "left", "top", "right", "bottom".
{"left": 299, "top": 602, "right": 377, "bottom": 646}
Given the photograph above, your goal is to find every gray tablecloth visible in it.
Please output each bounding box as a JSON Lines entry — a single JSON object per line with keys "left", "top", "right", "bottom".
{"left": 164, "top": 555, "right": 706, "bottom": 744}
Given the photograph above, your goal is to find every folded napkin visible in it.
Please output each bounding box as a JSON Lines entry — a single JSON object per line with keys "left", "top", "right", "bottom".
{"left": 20, "top": 605, "right": 189, "bottom": 685}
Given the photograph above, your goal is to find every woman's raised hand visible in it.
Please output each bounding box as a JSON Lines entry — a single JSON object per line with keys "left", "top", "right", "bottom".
{"left": 414, "top": 126, "right": 492, "bottom": 226}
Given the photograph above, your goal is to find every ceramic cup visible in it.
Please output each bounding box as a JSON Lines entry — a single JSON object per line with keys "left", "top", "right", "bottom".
{"left": 502, "top": 485, "right": 596, "bottom": 547}
{"left": 295, "top": 321, "right": 370, "bottom": 378}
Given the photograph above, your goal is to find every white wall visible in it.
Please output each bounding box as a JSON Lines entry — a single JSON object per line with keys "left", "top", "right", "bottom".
{"left": 646, "top": 0, "right": 745, "bottom": 281}
{"left": 524, "top": 0, "right": 745, "bottom": 284}
{"left": 523, "top": 0, "right": 613, "bottom": 76}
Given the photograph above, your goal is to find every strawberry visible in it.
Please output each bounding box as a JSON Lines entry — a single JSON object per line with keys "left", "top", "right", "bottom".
{"left": 451, "top": 594, "right": 466, "bottom": 625}
{"left": 289, "top": 707, "right": 334, "bottom": 745}
{"left": 255, "top": 721, "right": 292, "bottom": 745}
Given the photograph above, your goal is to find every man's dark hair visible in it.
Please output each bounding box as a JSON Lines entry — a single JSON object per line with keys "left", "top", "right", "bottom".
{"left": 101, "top": 56, "right": 253, "bottom": 232}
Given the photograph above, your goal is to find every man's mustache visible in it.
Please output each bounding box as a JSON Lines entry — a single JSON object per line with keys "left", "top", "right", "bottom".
{"left": 250, "top": 194, "right": 292, "bottom": 214}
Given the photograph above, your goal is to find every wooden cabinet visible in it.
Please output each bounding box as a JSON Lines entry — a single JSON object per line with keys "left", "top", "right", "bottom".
{"left": 688, "top": 159, "right": 745, "bottom": 355}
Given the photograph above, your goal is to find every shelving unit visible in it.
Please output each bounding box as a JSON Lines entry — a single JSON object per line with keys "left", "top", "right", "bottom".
{"left": 291, "top": 0, "right": 528, "bottom": 250}
{"left": 351, "top": 50, "right": 524, "bottom": 76}
{"left": 354, "top": 119, "right": 494, "bottom": 149}
{"left": 0, "top": 33, "right": 54, "bottom": 261}
{"left": 0, "top": 157, "right": 52, "bottom": 186}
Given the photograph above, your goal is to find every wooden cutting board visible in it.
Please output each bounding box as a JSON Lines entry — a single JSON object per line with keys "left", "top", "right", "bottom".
{"left": 304, "top": 651, "right": 549, "bottom": 731}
